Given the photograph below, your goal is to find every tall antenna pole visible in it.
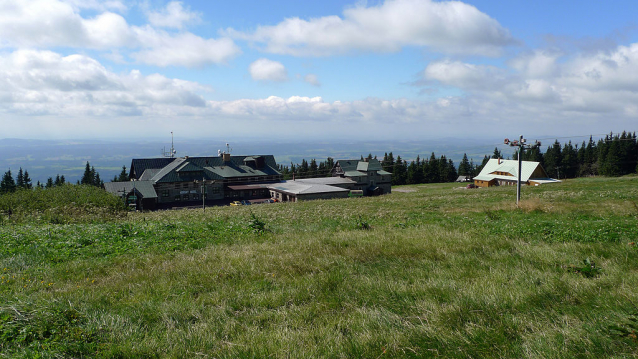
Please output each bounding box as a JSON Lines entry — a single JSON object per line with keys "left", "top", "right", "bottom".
{"left": 171, "top": 131, "right": 175, "bottom": 158}
{"left": 504, "top": 135, "right": 541, "bottom": 207}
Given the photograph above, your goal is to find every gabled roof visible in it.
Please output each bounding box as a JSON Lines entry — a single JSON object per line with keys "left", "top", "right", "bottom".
{"left": 475, "top": 159, "right": 549, "bottom": 182}
{"left": 268, "top": 181, "right": 349, "bottom": 195}
{"left": 130, "top": 155, "right": 282, "bottom": 184}
{"left": 175, "top": 161, "right": 204, "bottom": 173}
{"left": 104, "top": 180, "right": 158, "bottom": 199}
{"left": 130, "top": 158, "right": 175, "bottom": 179}
{"left": 337, "top": 159, "right": 383, "bottom": 172}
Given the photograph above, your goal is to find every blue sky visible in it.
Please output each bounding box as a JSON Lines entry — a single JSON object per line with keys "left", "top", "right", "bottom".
{"left": 1, "top": 0, "right": 637, "bottom": 141}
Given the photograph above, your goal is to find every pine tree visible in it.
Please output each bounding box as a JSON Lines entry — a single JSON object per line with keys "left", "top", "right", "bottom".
{"left": 118, "top": 166, "right": 128, "bottom": 181}
{"left": 601, "top": 138, "right": 622, "bottom": 176}
{"left": 94, "top": 171, "right": 103, "bottom": 187}
{"left": 309, "top": 159, "right": 318, "bottom": 176}
{"left": 16, "top": 168, "right": 25, "bottom": 188}
{"left": 382, "top": 152, "right": 394, "bottom": 173}
{"left": 492, "top": 147, "right": 502, "bottom": 159}
{"left": 0, "top": 170, "right": 16, "bottom": 193}
{"left": 23, "top": 170, "right": 32, "bottom": 189}
{"left": 458, "top": 153, "right": 472, "bottom": 176}
{"left": 326, "top": 157, "right": 334, "bottom": 171}
{"left": 81, "top": 162, "right": 93, "bottom": 185}
{"left": 45, "top": 177, "right": 54, "bottom": 189}
{"left": 392, "top": 156, "right": 407, "bottom": 185}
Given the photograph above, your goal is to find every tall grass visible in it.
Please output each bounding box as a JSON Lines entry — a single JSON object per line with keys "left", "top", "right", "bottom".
{"left": 0, "top": 176, "right": 637, "bottom": 357}
{"left": 0, "top": 185, "right": 127, "bottom": 224}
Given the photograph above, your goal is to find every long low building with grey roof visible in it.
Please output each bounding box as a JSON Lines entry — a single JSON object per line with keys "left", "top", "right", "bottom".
{"left": 105, "top": 154, "right": 392, "bottom": 208}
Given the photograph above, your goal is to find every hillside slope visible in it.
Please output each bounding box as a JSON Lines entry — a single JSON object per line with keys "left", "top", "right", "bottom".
{"left": 1, "top": 177, "right": 638, "bottom": 358}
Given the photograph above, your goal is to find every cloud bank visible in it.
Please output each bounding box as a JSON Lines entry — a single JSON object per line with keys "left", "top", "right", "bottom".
{"left": 0, "top": 0, "right": 240, "bottom": 67}
{"left": 226, "top": 0, "right": 517, "bottom": 56}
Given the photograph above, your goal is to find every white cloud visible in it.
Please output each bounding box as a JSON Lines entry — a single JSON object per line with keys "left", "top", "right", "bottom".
{"left": 249, "top": 58, "right": 288, "bottom": 81}
{"left": 132, "top": 29, "right": 240, "bottom": 67}
{"left": 0, "top": 50, "right": 208, "bottom": 118}
{"left": 303, "top": 74, "right": 321, "bottom": 86}
{"left": 423, "top": 43, "right": 638, "bottom": 116}
{"left": 0, "top": 0, "right": 239, "bottom": 67}
{"left": 226, "top": 0, "right": 516, "bottom": 56}
{"left": 147, "top": 1, "right": 201, "bottom": 29}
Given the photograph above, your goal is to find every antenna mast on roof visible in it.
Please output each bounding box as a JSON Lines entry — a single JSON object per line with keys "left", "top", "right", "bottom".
{"left": 161, "top": 131, "right": 177, "bottom": 158}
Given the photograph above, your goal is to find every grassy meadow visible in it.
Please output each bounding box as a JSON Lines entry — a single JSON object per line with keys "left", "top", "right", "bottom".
{"left": 1, "top": 177, "right": 638, "bottom": 358}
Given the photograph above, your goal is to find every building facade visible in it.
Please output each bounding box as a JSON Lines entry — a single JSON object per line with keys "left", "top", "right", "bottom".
{"left": 331, "top": 158, "right": 392, "bottom": 195}
{"left": 108, "top": 154, "right": 283, "bottom": 207}
{"left": 473, "top": 159, "right": 560, "bottom": 187}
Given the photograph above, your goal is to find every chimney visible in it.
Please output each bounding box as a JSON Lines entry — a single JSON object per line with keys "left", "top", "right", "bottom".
{"left": 223, "top": 153, "right": 231, "bottom": 162}
{"left": 498, "top": 157, "right": 501, "bottom": 165}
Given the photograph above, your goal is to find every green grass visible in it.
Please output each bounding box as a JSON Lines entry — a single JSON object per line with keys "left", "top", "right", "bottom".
{"left": 1, "top": 176, "right": 638, "bottom": 357}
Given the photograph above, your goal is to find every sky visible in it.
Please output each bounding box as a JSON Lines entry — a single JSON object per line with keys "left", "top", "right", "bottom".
{"left": 1, "top": 0, "right": 637, "bottom": 142}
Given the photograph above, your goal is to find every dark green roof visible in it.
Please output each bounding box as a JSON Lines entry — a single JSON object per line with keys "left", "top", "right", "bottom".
{"left": 130, "top": 158, "right": 174, "bottom": 179}
{"left": 130, "top": 155, "right": 282, "bottom": 184}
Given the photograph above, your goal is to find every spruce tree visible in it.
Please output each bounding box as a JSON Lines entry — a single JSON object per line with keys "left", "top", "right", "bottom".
{"left": 81, "top": 162, "right": 93, "bottom": 185}
{"left": 458, "top": 153, "right": 471, "bottom": 177}
{"left": 118, "top": 166, "right": 128, "bottom": 181}
{"left": 0, "top": 170, "right": 16, "bottom": 193}
{"left": 45, "top": 177, "right": 54, "bottom": 189}
{"left": 23, "top": 170, "right": 32, "bottom": 189}
{"left": 16, "top": 168, "right": 25, "bottom": 188}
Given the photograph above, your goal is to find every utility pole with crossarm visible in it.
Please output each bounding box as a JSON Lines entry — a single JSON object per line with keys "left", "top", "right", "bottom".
{"left": 504, "top": 135, "right": 541, "bottom": 207}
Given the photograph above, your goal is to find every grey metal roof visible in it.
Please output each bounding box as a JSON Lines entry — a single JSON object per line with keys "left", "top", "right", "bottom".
{"left": 337, "top": 159, "right": 383, "bottom": 172}
{"left": 294, "top": 177, "right": 355, "bottom": 186}
{"left": 139, "top": 168, "right": 160, "bottom": 181}
{"left": 267, "top": 181, "right": 349, "bottom": 195}
{"left": 104, "top": 180, "right": 158, "bottom": 198}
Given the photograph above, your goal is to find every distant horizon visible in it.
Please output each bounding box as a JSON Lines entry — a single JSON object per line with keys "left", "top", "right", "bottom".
{"left": 1, "top": 131, "right": 631, "bottom": 184}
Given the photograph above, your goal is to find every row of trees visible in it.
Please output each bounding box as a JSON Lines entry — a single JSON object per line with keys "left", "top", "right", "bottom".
{"left": 514, "top": 131, "right": 638, "bottom": 179}
{"left": 0, "top": 162, "right": 103, "bottom": 194}
{"left": 278, "top": 158, "right": 336, "bottom": 180}
{"left": 3, "top": 131, "right": 636, "bottom": 194}
{"left": 381, "top": 152, "right": 460, "bottom": 186}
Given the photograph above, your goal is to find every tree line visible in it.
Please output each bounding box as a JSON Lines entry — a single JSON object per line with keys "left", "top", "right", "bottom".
{"left": 0, "top": 162, "right": 103, "bottom": 193}
{"left": 274, "top": 130, "right": 638, "bottom": 187}
{"left": 514, "top": 131, "right": 638, "bottom": 179}
{"left": 2, "top": 131, "right": 636, "bottom": 193}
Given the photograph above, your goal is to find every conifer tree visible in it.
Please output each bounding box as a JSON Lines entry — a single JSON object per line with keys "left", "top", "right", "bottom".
{"left": 458, "top": 153, "right": 472, "bottom": 176}
{"left": 118, "top": 166, "right": 128, "bottom": 181}
{"left": 0, "top": 170, "right": 16, "bottom": 193}
{"left": 16, "top": 168, "right": 25, "bottom": 188}
{"left": 23, "top": 170, "right": 32, "bottom": 189}
{"left": 81, "top": 162, "right": 93, "bottom": 185}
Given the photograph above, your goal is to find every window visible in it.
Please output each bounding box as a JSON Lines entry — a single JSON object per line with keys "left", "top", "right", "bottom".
{"left": 192, "top": 194, "right": 199, "bottom": 200}
{"left": 182, "top": 194, "right": 189, "bottom": 200}
{"left": 162, "top": 190, "right": 169, "bottom": 197}
{"left": 182, "top": 183, "right": 189, "bottom": 188}
{"left": 211, "top": 187, "right": 220, "bottom": 194}
{"left": 174, "top": 183, "right": 180, "bottom": 189}
{"left": 174, "top": 195, "right": 181, "bottom": 201}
